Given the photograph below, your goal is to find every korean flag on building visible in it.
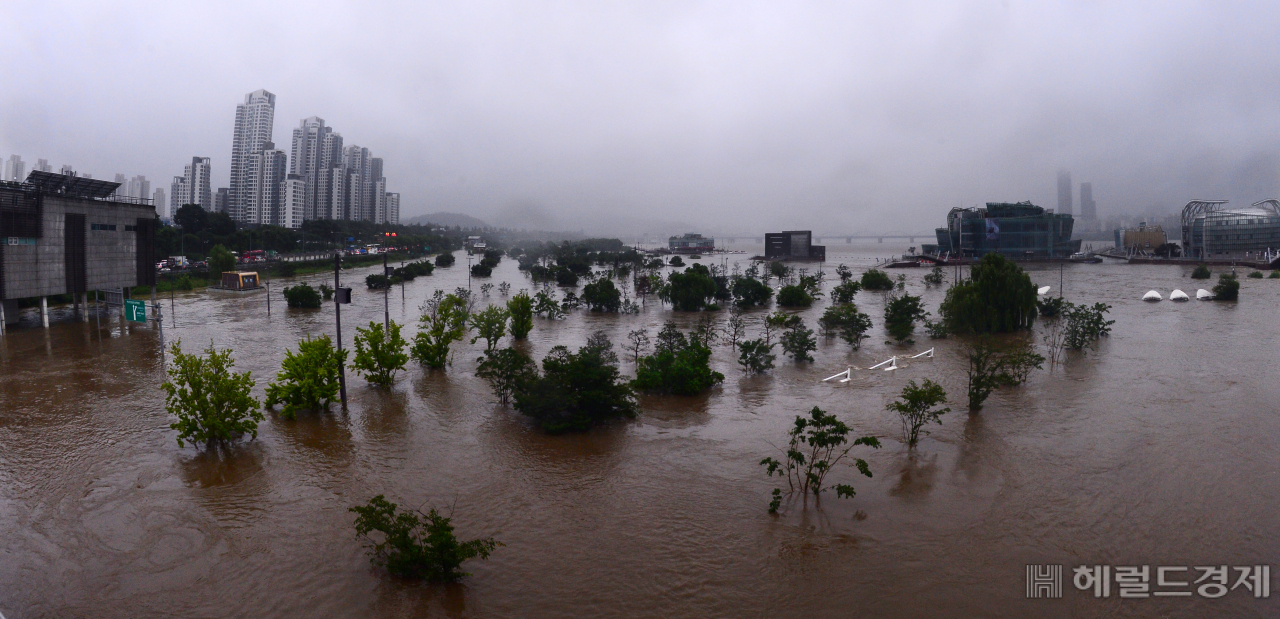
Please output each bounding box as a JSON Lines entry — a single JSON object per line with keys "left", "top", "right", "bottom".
{"left": 985, "top": 218, "right": 1000, "bottom": 241}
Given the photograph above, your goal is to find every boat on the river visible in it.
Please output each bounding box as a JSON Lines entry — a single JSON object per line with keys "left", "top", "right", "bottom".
{"left": 1170, "top": 289, "right": 1189, "bottom": 301}
{"left": 1069, "top": 252, "right": 1103, "bottom": 263}
{"left": 1197, "top": 289, "right": 1214, "bottom": 300}
{"left": 1143, "top": 290, "right": 1163, "bottom": 302}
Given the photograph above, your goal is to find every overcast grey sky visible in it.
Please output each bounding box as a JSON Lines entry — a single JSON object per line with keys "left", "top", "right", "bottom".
{"left": 4, "top": 1, "right": 1280, "bottom": 235}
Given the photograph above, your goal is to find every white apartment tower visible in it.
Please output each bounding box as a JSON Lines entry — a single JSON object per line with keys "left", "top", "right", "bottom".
{"left": 281, "top": 173, "right": 305, "bottom": 229}
{"left": 229, "top": 89, "right": 277, "bottom": 222}
{"left": 289, "top": 116, "right": 330, "bottom": 220}
{"left": 246, "top": 143, "right": 287, "bottom": 225}
{"left": 374, "top": 177, "right": 388, "bottom": 223}
{"left": 172, "top": 156, "right": 212, "bottom": 211}
{"left": 5, "top": 155, "right": 26, "bottom": 182}
{"left": 34, "top": 158, "right": 51, "bottom": 173}
{"left": 385, "top": 192, "right": 399, "bottom": 225}
{"left": 153, "top": 187, "right": 167, "bottom": 218}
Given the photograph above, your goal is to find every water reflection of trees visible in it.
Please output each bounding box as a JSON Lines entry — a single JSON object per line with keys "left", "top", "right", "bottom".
{"left": 481, "top": 407, "right": 628, "bottom": 477}
{"left": 179, "top": 442, "right": 271, "bottom": 527}
{"left": 636, "top": 391, "right": 712, "bottom": 428}
{"left": 358, "top": 388, "right": 411, "bottom": 440}
{"left": 888, "top": 451, "right": 939, "bottom": 500}
{"left": 367, "top": 579, "right": 468, "bottom": 617}
{"left": 270, "top": 410, "right": 355, "bottom": 469}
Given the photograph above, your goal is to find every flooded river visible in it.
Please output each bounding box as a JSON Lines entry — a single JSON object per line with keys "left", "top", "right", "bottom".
{"left": 2, "top": 243, "right": 1278, "bottom": 618}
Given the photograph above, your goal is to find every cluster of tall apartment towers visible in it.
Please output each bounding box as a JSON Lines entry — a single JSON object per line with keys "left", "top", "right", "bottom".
{"left": 170, "top": 89, "right": 399, "bottom": 229}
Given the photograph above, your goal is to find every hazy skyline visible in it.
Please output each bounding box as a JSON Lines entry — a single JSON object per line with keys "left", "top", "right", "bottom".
{"left": 4, "top": 1, "right": 1280, "bottom": 235}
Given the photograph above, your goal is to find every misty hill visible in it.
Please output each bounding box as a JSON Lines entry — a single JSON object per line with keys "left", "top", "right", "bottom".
{"left": 403, "top": 212, "right": 490, "bottom": 229}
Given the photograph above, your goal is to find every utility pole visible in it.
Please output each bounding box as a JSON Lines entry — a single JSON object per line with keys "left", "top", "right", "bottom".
{"left": 334, "top": 252, "right": 347, "bottom": 407}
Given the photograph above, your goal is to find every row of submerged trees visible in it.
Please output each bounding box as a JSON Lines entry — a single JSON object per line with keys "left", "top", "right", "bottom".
{"left": 160, "top": 249, "right": 1122, "bottom": 577}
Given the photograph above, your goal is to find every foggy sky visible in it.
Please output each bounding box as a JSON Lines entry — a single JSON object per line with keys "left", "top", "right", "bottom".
{"left": 4, "top": 1, "right": 1280, "bottom": 236}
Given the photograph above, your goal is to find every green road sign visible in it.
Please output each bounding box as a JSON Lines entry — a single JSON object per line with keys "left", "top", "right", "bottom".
{"left": 125, "top": 299, "right": 147, "bottom": 323}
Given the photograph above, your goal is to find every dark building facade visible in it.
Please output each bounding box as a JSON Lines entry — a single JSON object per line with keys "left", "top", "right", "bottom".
{"left": 668, "top": 233, "right": 715, "bottom": 253}
{"left": 764, "top": 230, "right": 825, "bottom": 261}
{"left": 1, "top": 171, "right": 157, "bottom": 324}
{"left": 924, "top": 202, "right": 1080, "bottom": 259}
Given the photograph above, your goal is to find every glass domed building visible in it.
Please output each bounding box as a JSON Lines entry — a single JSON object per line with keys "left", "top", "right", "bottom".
{"left": 1181, "top": 200, "right": 1280, "bottom": 259}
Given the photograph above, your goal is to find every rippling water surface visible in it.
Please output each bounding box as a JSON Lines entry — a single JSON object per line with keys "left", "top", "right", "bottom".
{"left": 2, "top": 243, "right": 1278, "bottom": 618}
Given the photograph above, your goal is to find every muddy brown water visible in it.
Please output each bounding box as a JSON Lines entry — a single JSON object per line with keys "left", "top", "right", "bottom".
{"left": 1, "top": 244, "right": 1278, "bottom": 618}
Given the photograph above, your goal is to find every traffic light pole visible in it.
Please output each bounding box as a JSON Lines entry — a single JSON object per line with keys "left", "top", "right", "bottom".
{"left": 335, "top": 252, "right": 347, "bottom": 407}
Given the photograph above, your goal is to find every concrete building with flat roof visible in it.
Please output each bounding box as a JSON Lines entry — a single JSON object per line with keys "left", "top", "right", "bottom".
{"left": 1, "top": 170, "right": 157, "bottom": 328}
{"left": 764, "top": 230, "right": 825, "bottom": 261}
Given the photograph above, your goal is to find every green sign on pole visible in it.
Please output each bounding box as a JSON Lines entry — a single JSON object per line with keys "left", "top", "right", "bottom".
{"left": 125, "top": 299, "right": 147, "bottom": 323}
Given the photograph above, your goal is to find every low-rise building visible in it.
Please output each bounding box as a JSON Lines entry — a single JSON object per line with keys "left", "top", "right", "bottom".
{"left": 1114, "top": 223, "right": 1167, "bottom": 252}
{"left": 668, "top": 233, "right": 715, "bottom": 253}
{"left": 764, "top": 230, "right": 825, "bottom": 261}
{"left": 924, "top": 202, "right": 1080, "bottom": 259}
{"left": 1, "top": 170, "right": 157, "bottom": 326}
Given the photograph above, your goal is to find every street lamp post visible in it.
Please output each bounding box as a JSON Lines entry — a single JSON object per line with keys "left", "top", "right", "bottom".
{"left": 334, "top": 252, "right": 347, "bottom": 407}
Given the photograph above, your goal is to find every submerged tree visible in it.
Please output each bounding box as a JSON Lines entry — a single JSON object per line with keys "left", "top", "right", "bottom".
{"left": 1212, "top": 273, "right": 1240, "bottom": 301}
{"left": 818, "top": 303, "right": 873, "bottom": 350}
{"left": 860, "top": 268, "right": 895, "bottom": 291}
{"left": 779, "top": 316, "right": 817, "bottom": 363}
{"left": 737, "top": 339, "right": 776, "bottom": 374}
{"left": 884, "top": 293, "right": 928, "bottom": 344}
{"left": 966, "top": 338, "right": 1044, "bottom": 412}
{"left": 469, "top": 305, "right": 510, "bottom": 351}
{"left": 265, "top": 335, "right": 346, "bottom": 419}
{"left": 411, "top": 291, "right": 470, "bottom": 369}
{"left": 886, "top": 379, "right": 950, "bottom": 448}
{"left": 513, "top": 332, "right": 638, "bottom": 433}
{"left": 163, "top": 341, "right": 262, "bottom": 448}
{"left": 940, "top": 253, "right": 1037, "bottom": 333}
{"left": 760, "top": 406, "right": 881, "bottom": 513}
{"left": 476, "top": 347, "right": 539, "bottom": 405}
{"left": 350, "top": 495, "right": 499, "bottom": 581}
{"left": 352, "top": 321, "right": 410, "bottom": 387}
{"left": 633, "top": 323, "right": 724, "bottom": 395}
{"left": 507, "top": 291, "right": 534, "bottom": 339}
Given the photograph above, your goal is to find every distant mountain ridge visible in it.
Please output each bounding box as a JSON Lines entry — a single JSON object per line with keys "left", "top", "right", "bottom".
{"left": 403, "top": 212, "right": 490, "bottom": 228}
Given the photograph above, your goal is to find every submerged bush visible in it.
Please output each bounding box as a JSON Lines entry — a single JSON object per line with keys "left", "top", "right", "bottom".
{"left": 283, "top": 283, "right": 322, "bottom": 308}
{"left": 351, "top": 495, "right": 499, "bottom": 581}
{"left": 265, "top": 334, "right": 346, "bottom": 419}
{"left": 1212, "top": 273, "right": 1240, "bottom": 301}
{"left": 1191, "top": 264, "right": 1211, "bottom": 279}
{"left": 163, "top": 341, "right": 262, "bottom": 448}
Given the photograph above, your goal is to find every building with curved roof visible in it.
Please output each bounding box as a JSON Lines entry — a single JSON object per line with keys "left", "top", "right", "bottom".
{"left": 1181, "top": 199, "right": 1280, "bottom": 259}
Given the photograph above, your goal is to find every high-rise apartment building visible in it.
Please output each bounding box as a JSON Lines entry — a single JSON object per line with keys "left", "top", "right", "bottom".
{"left": 281, "top": 173, "right": 305, "bottom": 229}
{"left": 286, "top": 114, "right": 399, "bottom": 224}
{"left": 34, "top": 158, "right": 51, "bottom": 173}
{"left": 289, "top": 116, "right": 330, "bottom": 220}
{"left": 374, "top": 177, "right": 388, "bottom": 224}
{"left": 385, "top": 192, "right": 399, "bottom": 225}
{"left": 172, "top": 157, "right": 213, "bottom": 210}
{"left": 246, "top": 143, "right": 287, "bottom": 225}
{"left": 1080, "top": 182, "right": 1097, "bottom": 220}
{"left": 1057, "top": 170, "right": 1072, "bottom": 216}
{"left": 5, "top": 155, "right": 25, "bottom": 182}
{"left": 215, "top": 188, "right": 230, "bottom": 214}
{"left": 229, "top": 89, "right": 276, "bottom": 222}
{"left": 59, "top": 164, "right": 76, "bottom": 176}
{"left": 171, "top": 176, "right": 186, "bottom": 213}
{"left": 153, "top": 187, "right": 167, "bottom": 218}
